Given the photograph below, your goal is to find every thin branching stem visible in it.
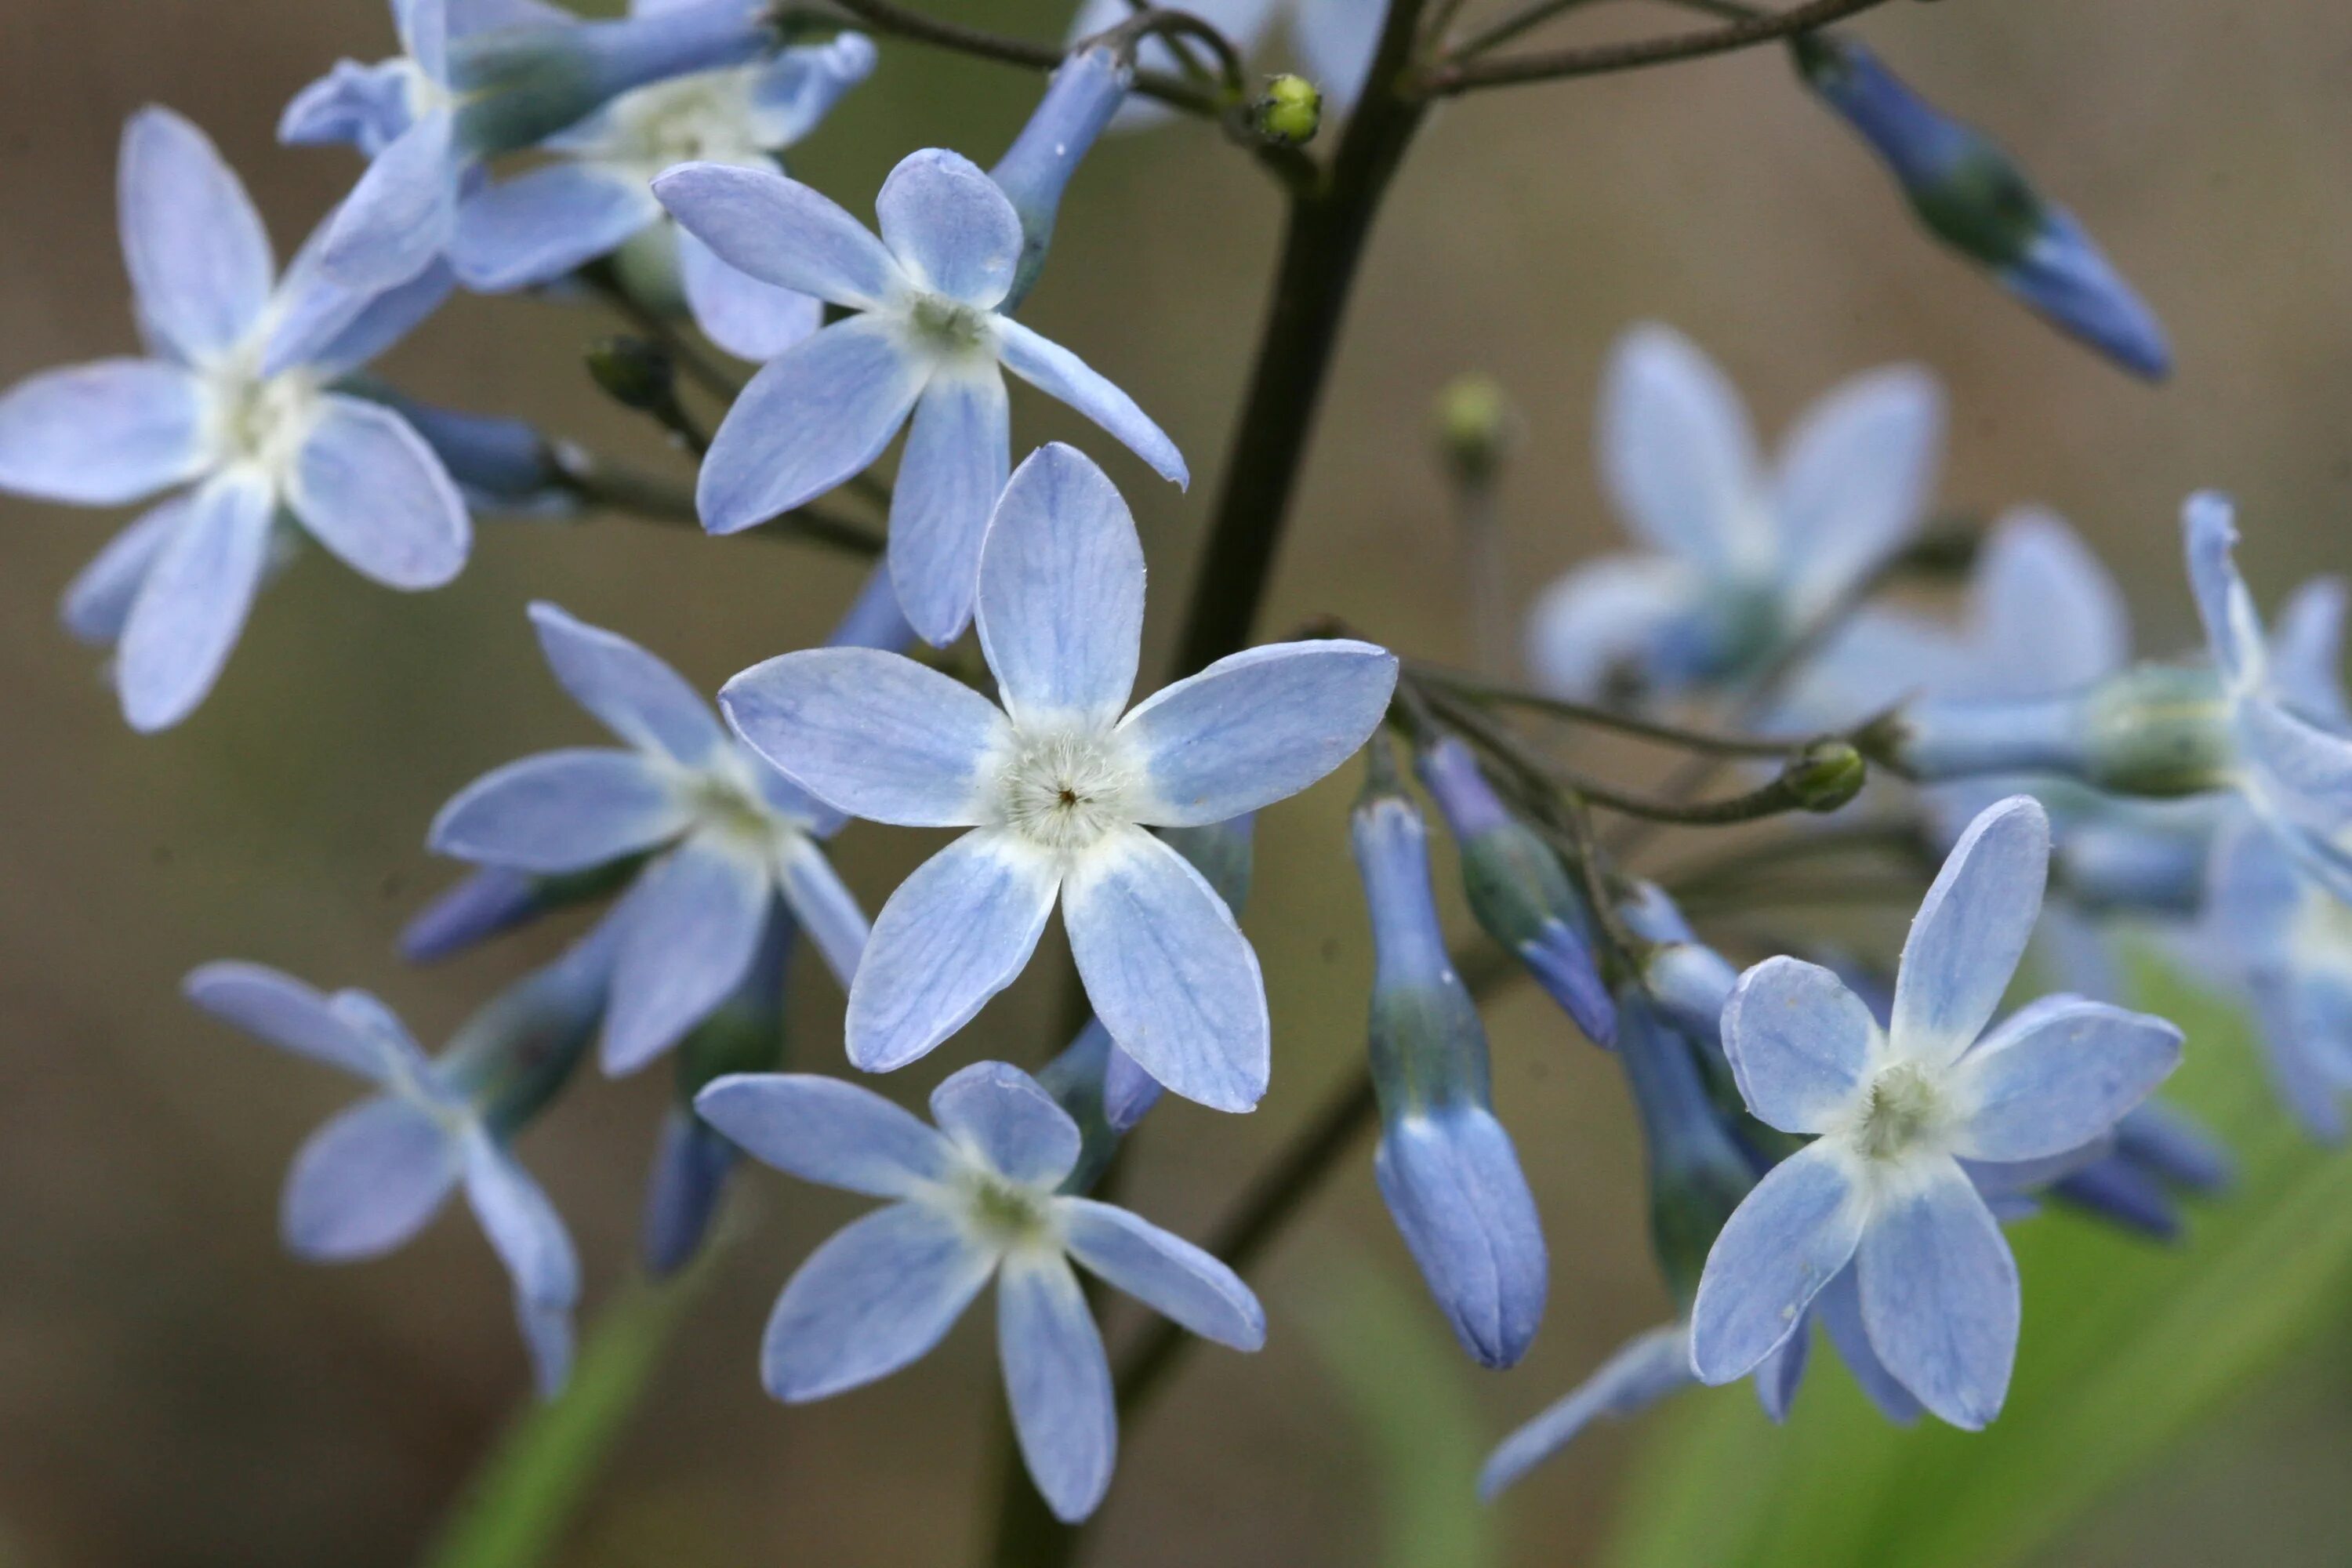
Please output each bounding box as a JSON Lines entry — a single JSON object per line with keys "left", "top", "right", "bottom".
{"left": 1415, "top": 0, "right": 1896, "bottom": 95}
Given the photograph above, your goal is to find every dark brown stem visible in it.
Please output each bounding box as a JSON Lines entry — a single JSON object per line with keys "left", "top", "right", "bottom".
{"left": 1416, "top": 0, "right": 1896, "bottom": 95}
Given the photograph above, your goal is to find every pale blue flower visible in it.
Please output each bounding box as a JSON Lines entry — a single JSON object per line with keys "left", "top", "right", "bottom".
{"left": 2201, "top": 811, "right": 2352, "bottom": 1140}
{"left": 720, "top": 444, "right": 1396, "bottom": 1110}
{"left": 453, "top": 24, "right": 877, "bottom": 361}
{"left": 653, "top": 154, "right": 1189, "bottom": 644}
{"left": 429, "top": 602, "right": 868, "bottom": 1075}
{"left": 1689, "top": 795, "right": 2182, "bottom": 1427}
{"left": 183, "top": 939, "right": 609, "bottom": 1396}
{"left": 1525, "top": 324, "right": 1942, "bottom": 703}
{"left": 1068, "top": 0, "right": 1381, "bottom": 129}
{"left": 1353, "top": 755, "right": 1547, "bottom": 1367}
{"left": 0, "top": 107, "right": 468, "bottom": 731}
{"left": 695, "top": 1060, "right": 1265, "bottom": 1522}
{"left": 287, "top": 0, "right": 779, "bottom": 290}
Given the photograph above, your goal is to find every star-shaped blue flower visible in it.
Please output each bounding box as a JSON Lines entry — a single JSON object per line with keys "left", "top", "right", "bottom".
{"left": 429, "top": 602, "right": 868, "bottom": 1075}
{"left": 719, "top": 443, "right": 1396, "bottom": 1110}
{"left": 0, "top": 107, "right": 468, "bottom": 730}
{"left": 697, "top": 1060, "right": 1265, "bottom": 1522}
{"left": 653, "top": 154, "right": 1190, "bottom": 644}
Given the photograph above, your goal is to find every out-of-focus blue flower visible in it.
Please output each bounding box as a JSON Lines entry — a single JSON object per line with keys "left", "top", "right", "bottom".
{"left": 183, "top": 935, "right": 612, "bottom": 1396}
{"left": 653, "top": 154, "right": 1189, "bottom": 644}
{"left": 1352, "top": 748, "right": 1548, "bottom": 1367}
{"left": 2201, "top": 811, "right": 2352, "bottom": 1139}
{"left": 288, "top": 0, "right": 782, "bottom": 291}
{"left": 1525, "top": 323, "right": 1942, "bottom": 704}
{"left": 1690, "top": 796, "right": 2182, "bottom": 1428}
{"left": 344, "top": 378, "right": 579, "bottom": 514}
{"left": 719, "top": 444, "right": 1396, "bottom": 1110}
{"left": 1794, "top": 33, "right": 2169, "bottom": 379}
{"left": 1068, "top": 0, "right": 1381, "bottom": 129}
{"left": 1414, "top": 735, "right": 1616, "bottom": 1046}
{"left": 696, "top": 1060, "right": 1265, "bottom": 1522}
{"left": 0, "top": 108, "right": 468, "bottom": 731}
{"left": 429, "top": 602, "right": 869, "bottom": 1075}
{"left": 454, "top": 24, "right": 876, "bottom": 361}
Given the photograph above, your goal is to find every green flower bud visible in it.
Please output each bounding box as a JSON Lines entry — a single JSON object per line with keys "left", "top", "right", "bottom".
{"left": 1431, "top": 373, "right": 1518, "bottom": 491}
{"left": 1254, "top": 74, "right": 1321, "bottom": 147}
{"left": 1784, "top": 739, "right": 1867, "bottom": 812}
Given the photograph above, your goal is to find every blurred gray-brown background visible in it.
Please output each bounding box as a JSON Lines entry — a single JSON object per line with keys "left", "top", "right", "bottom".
{"left": 5, "top": 1, "right": 2351, "bottom": 1564}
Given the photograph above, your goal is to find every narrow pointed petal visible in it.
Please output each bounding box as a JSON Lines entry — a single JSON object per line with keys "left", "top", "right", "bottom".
{"left": 844, "top": 831, "right": 1061, "bottom": 1073}
{"left": 320, "top": 109, "right": 462, "bottom": 291}
{"left": 874, "top": 148, "right": 1023, "bottom": 309}
{"left": 652, "top": 160, "right": 902, "bottom": 309}
{"left": 930, "top": 1062, "right": 1083, "bottom": 1188}
{"left": 299, "top": 259, "right": 459, "bottom": 379}
{"left": 775, "top": 834, "right": 869, "bottom": 989}
{"left": 720, "top": 647, "right": 1004, "bottom": 826}
{"left": 745, "top": 34, "right": 880, "bottom": 143}
{"left": 1523, "top": 553, "right": 1702, "bottom": 700}
{"left": 1373, "top": 1110, "right": 1550, "bottom": 1367}
{"left": 462, "top": 1137, "right": 582, "bottom": 1396}
{"left": 1121, "top": 642, "right": 1399, "bottom": 827}
{"left": 118, "top": 107, "right": 274, "bottom": 362}
{"left": 1058, "top": 1197, "right": 1264, "bottom": 1348}
{"left": 451, "top": 163, "right": 658, "bottom": 291}
{"left": 1951, "top": 997, "right": 2183, "bottom": 1161}
{"left": 2272, "top": 575, "right": 2350, "bottom": 724}
{"left": 115, "top": 471, "right": 273, "bottom": 731}
{"left": 1754, "top": 1315, "right": 1813, "bottom": 1422}
{"left": 1100, "top": 1041, "right": 1164, "bottom": 1132}
{"left": 1599, "top": 323, "right": 1769, "bottom": 572}
{"left": 186, "top": 961, "right": 403, "bottom": 1082}
{"left": 0, "top": 358, "right": 205, "bottom": 505}
{"left": 281, "top": 1096, "right": 463, "bottom": 1260}
{"left": 997, "top": 1250, "right": 1116, "bottom": 1523}
{"left": 527, "top": 601, "right": 726, "bottom": 765}
{"left": 975, "top": 443, "right": 1144, "bottom": 726}
{"left": 696, "top": 314, "right": 927, "bottom": 535}
{"left": 1773, "top": 365, "right": 1941, "bottom": 617}
{"left": 761, "top": 1201, "right": 996, "bottom": 1399}
{"left": 601, "top": 837, "right": 771, "bottom": 1074}
{"left": 61, "top": 496, "right": 185, "bottom": 645}
{"left": 1689, "top": 1139, "right": 1865, "bottom": 1383}
{"left": 1855, "top": 1159, "right": 2018, "bottom": 1429}
{"left": 695, "top": 1072, "right": 956, "bottom": 1197}
{"left": 1972, "top": 510, "right": 2130, "bottom": 695}
{"left": 1889, "top": 795, "right": 2049, "bottom": 1069}
{"left": 1479, "top": 1324, "right": 1692, "bottom": 1499}
{"left": 995, "top": 318, "right": 1187, "bottom": 487}
{"left": 1813, "top": 1263, "right": 1923, "bottom": 1424}
{"left": 1063, "top": 828, "right": 1266, "bottom": 1112}
{"left": 2183, "top": 492, "right": 2263, "bottom": 686}
{"left": 677, "top": 227, "right": 822, "bottom": 362}
{"left": 289, "top": 394, "right": 470, "bottom": 589}
{"left": 1722, "top": 956, "right": 1880, "bottom": 1134}
{"left": 889, "top": 366, "right": 1010, "bottom": 645}
{"left": 429, "top": 749, "right": 690, "bottom": 873}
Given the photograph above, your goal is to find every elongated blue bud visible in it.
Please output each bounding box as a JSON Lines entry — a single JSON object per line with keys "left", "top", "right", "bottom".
{"left": 452, "top": 0, "right": 779, "bottom": 156}
{"left": 643, "top": 902, "right": 793, "bottom": 1275}
{"left": 1881, "top": 664, "right": 2233, "bottom": 798}
{"left": 1617, "top": 881, "right": 1738, "bottom": 1058}
{"left": 1354, "top": 744, "right": 1547, "bottom": 1367}
{"left": 345, "top": 379, "right": 575, "bottom": 515}
{"left": 1613, "top": 991, "right": 1755, "bottom": 1308}
{"left": 1036, "top": 1018, "right": 1123, "bottom": 1195}
{"left": 829, "top": 563, "right": 918, "bottom": 655}
{"left": 989, "top": 45, "right": 1131, "bottom": 310}
{"left": 2052, "top": 1154, "right": 2180, "bottom": 1241}
{"left": 2114, "top": 1101, "right": 2234, "bottom": 1194}
{"left": 1794, "top": 33, "right": 2170, "bottom": 379}
{"left": 1415, "top": 737, "right": 1616, "bottom": 1046}
{"left": 401, "top": 854, "right": 652, "bottom": 963}
{"left": 441, "top": 925, "right": 622, "bottom": 1136}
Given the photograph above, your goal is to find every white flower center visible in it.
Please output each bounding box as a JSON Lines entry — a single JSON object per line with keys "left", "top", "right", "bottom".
{"left": 1843, "top": 1060, "right": 1952, "bottom": 1164}
{"left": 202, "top": 358, "right": 322, "bottom": 490}
{"left": 676, "top": 749, "right": 803, "bottom": 855}
{"left": 597, "top": 69, "right": 769, "bottom": 178}
{"left": 2290, "top": 883, "right": 2352, "bottom": 984}
{"left": 906, "top": 292, "right": 998, "bottom": 362}
{"left": 991, "top": 727, "right": 1139, "bottom": 856}
{"left": 955, "top": 1170, "right": 1058, "bottom": 1252}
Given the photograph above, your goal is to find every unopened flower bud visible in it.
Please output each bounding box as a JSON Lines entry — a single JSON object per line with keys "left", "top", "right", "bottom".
{"left": 1431, "top": 373, "right": 1517, "bottom": 491}
{"left": 1784, "top": 739, "right": 1867, "bottom": 812}
{"left": 401, "top": 855, "right": 650, "bottom": 963}
{"left": 1887, "top": 664, "right": 2233, "bottom": 799}
{"left": 586, "top": 336, "right": 678, "bottom": 414}
{"left": 990, "top": 45, "right": 1133, "bottom": 310}
{"left": 440, "top": 926, "right": 622, "bottom": 1136}
{"left": 1613, "top": 992, "right": 1756, "bottom": 1308}
{"left": 1254, "top": 74, "right": 1321, "bottom": 147}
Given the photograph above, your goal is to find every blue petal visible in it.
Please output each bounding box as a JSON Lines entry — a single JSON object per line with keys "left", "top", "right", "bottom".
{"left": 774, "top": 834, "right": 869, "bottom": 989}
{"left": 1523, "top": 553, "right": 1701, "bottom": 700}
{"left": 1479, "top": 1324, "right": 1691, "bottom": 1499}
{"left": 2182, "top": 492, "right": 2263, "bottom": 687}
{"left": 1754, "top": 1310, "right": 1813, "bottom": 1423}
{"left": 115, "top": 471, "right": 274, "bottom": 732}
{"left": 1064, "top": 827, "right": 1267, "bottom": 1113}
{"left": 1772, "top": 364, "right": 1940, "bottom": 620}
{"left": 695, "top": 314, "right": 927, "bottom": 534}
{"left": 1292, "top": 0, "right": 1384, "bottom": 107}
{"left": 720, "top": 647, "right": 1004, "bottom": 826}
{"left": 1721, "top": 956, "right": 1879, "bottom": 1134}
{"left": 1889, "top": 795, "right": 2049, "bottom": 1068}
{"left": 320, "top": 108, "right": 462, "bottom": 291}
{"left": 281, "top": 1095, "right": 463, "bottom": 1260}
{"left": 929, "top": 1061, "right": 1083, "bottom": 1189}
{"left": 695, "top": 1072, "right": 956, "bottom": 1196}
{"left": 1372, "top": 1109, "right": 1550, "bottom": 1368}
{"left": 289, "top": 394, "right": 470, "bottom": 589}
{"left": 1813, "top": 1263, "right": 1923, "bottom": 1424}
{"left": 2271, "top": 575, "right": 2351, "bottom": 724}
{"left": 652, "top": 160, "right": 903, "bottom": 310}
{"left": 430, "top": 748, "right": 690, "bottom": 873}
{"left": 1854, "top": 1157, "right": 2017, "bottom": 1429}
{"left": 601, "top": 835, "right": 773, "bottom": 1073}
{"left": 874, "top": 148, "right": 1023, "bottom": 309}
{"left": 1057, "top": 1196, "right": 1264, "bottom": 1348}
{"left": 844, "top": 829, "right": 1061, "bottom": 1073}
{"left": 280, "top": 58, "right": 416, "bottom": 154}
{"left": 185, "top": 960, "right": 406, "bottom": 1083}
{"left": 1951, "top": 997, "right": 2182, "bottom": 1162}
{"left": 889, "top": 367, "right": 1010, "bottom": 645}
{"left": 1122, "top": 641, "right": 1399, "bottom": 827}
{"left": 677, "top": 227, "right": 822, "bottom": 363}
{"left": 744, "top": 34, "right": 879, "bottom": 145}
{"left": 401, "top": 866, "right": 545, "bottom": 963}
{"left": 761, "top": 1200, "right": 995, "bottom": 1399}
{"left": 528, "top": 601, "right": 726, "bottom": 766}
{"left": 975, "top": 442, "right": 1143, "bottom": 728}
{"left": 118, "top": 108, "right": 275, "bottom": 364}
{"left": 641, "top": 1107, "right": 737, "bottom": 1279}
{"left": 1999, "top": 209, "right": 2172, "bottom": 381}
{"left": 400, "top": 0, "right": 452, "bottom": 81}
{"left": 996, "top": 1250, "right": 1116, "bottom": 1523}
{"left": 61, "top": 495, "right": 184, "bottom": 645}
{"left": 297, "top": 259, "right": 460, "bottom": 380}
{"left": 1099, "top": 1039, "right": 1163, "bottom": 1132}
{"left": 462, "top": 1135, "right": 582, "bottom": 1399}
{"left": 994, "top": 318, "right": 1187, "bottom": 487}
{"left": 1688, "top": 1138, "right": 1865, "bottom": 1383}
{"left": 1966, "top": 509, "right": 2130, "bottom": 697}
{"left": 2113, "top": 1100, "right": 2234, "bottom": 1193}
{"left": 451, "top": 162, "right": 657, "bottom": 291}
{"left": 1597, "top": 324, "right": 1768, "bottom": 572}
{"left": 0, "top": 358, "right": 205, "bottom": 505}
